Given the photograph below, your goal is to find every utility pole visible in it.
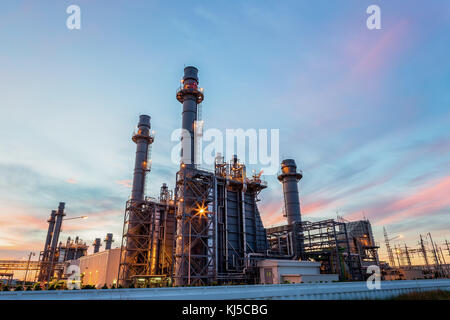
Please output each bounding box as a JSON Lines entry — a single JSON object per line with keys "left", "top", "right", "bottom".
{"left": 384, "top": 227, "right": 396, "bottom": 267}
{"left": 394, "top": 244, "right": 402, "bottom": 267}
{"left": 420, "top": 235, "right": 430, "bottom": 268}
{"left": 23, "top": 252, "right": 35, "bottom": 287}
{"left": 428, "top": 233, "right": 442, "bottom": 277}
{"left": 404, "top": 243, "right": 412, "bottom": 267}
{"left": 438, "top": 247, "right": 448, "bottom": 277}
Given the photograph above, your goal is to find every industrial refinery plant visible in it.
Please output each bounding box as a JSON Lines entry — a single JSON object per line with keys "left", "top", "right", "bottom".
{"left": 0, "top": 67, "right": 448, "bottom": 295}
{"left": 0, "top": 67, "right": 381, "bottom": 289}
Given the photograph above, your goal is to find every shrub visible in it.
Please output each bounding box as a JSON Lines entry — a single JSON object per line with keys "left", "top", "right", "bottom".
{"left": 14, "top": 286, "right": 23, "bottom": 291}
{"left": 101, "top": 284, "right": 108, "bottom": 289}
{"left": 2, "top": 286, "right": 9, "bottom": 291}
{"left": 33, "top": 283, "right": 42, "bottom": 291}
{"left": 81, "top": 284, "right": 96, "bottom": 289}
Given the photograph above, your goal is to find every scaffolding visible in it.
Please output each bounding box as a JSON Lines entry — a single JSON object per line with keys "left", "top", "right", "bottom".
{"left": 174, "top": 166, "right": 216, "bottom": 286}
{"left": 118, "top": 196, "right": 175, "bottom": 287}
{"left": 267, "top": 219, "right": 365, "bottom": 280}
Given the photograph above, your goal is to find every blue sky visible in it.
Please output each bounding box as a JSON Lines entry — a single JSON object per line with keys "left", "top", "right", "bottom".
{"left": 0, "top": 0, "right": 449, "bottom": 263}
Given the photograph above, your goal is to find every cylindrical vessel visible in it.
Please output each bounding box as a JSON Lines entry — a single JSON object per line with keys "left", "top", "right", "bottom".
{"left": 43, "top": 210, "right": 56, "bottom": 256}
{"left": 93, "top": 238, "right": 101, "bottom": 253}
{"left": 50, "top": 202, "right": 66, "bottom": 253}
{"left": 131, "top": 115, "right": 153, "bottom": 202}
{"left": 104, "top": 233, "right": 113, "bottom": 250}
{"left": 176, "top": 66, "right": 204, "bottom": 167}
{"left": 277, "top": 159, "right": 303, "bottom": 225}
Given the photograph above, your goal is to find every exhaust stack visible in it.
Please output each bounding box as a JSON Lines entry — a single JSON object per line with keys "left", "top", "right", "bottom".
{"left": 43, "top": 210, "right": 57, "bottom": 258}
{"left": 131, "top": 115, "right": 154, "bottom": 203}
{"left": 93, "top": 238, "right": 101, "bottom": 253}
{"left": 176, "top": 66, "right": 204, "bottom": 167}
{"left": 104, "top": 233, "right": 114, "bottom": 250}
{"left": 278, "top": 159, "right": 303, "bottom": 225}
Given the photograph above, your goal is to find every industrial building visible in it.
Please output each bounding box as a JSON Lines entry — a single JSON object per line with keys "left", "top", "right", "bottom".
{"left": 71, "top": 248, "right": 121, "bottom": 288}
{"left": 0, "top": 66, "right": 384, "bottom": 288}
{"left": 115, "top": 66, "right": 380, "bottom": 287}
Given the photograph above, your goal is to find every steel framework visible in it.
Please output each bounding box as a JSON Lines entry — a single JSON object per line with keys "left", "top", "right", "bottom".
{"left": 174, "top": 166, "right": 216, "bottom": 286}
{"left": 118, "top": 198, "right": 175, "bottom": 287}
{"left": 267, "top": 219, "right": 364, "bottom": 280}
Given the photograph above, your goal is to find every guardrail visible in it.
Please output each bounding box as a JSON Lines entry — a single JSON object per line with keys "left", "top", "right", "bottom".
{"left": 1, "top": 279, "right": 449, "bottom": 300}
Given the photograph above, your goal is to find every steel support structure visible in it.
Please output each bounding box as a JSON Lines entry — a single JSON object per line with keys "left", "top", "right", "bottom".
{"left": 118, "top": 199, "right": 175, "bottom": 287}
{"left": 174, "top": 167, "right": 216, "bottom": 286}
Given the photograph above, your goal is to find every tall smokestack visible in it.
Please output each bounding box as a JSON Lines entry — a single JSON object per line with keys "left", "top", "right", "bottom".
{"left": 131, "top": 115, "right": 154, "bottom": 203}
{"left": 50, "top": 202, "right": 66, "bottom": 254}
{"left": 278, "top": 159, "right": 303, "bottom": 225}
{"left": 104, "top": 233, "right": 114, "bottom": 250}
{"left": 176, "top": 66, "right": 204, "bottom": 167}
{"left": 43, "top": 210, "right": 56, "bottom": 257}
{"left": 93, "top": 238, "right": 101, "bottom": 253}
{"left": 45, "top": 202, "right": 65, "bottom": 282}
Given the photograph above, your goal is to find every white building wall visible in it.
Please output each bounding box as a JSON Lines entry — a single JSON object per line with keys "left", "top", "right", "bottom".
{"left": 78, "top": 248, "right": 120, "bottom": 288}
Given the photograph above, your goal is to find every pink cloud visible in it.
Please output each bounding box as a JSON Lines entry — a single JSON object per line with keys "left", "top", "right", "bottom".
{"left": 350, "top": 20, "right": 410, "bottom": 79}
{"left": 66, "top": 178, "right": 77, "bottom": 184}
{"left": 116, "top": 179, "right": 132, "bottom": 188}
{"left": 345, "top": 175, "right": 450, "bottom": 225}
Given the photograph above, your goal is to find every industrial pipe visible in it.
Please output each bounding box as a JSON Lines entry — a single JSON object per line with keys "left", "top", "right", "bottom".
{"left": 277, "top": 159, "right": 303, "bottom": 225}
{"left": 131, "top": 115, "right": 154, "bottom": 203}
{"left": 43, "top": 210, "right": 56, "bottom": 257}
{"left": 176, "top": 66, "right": 204, "bottom": 167}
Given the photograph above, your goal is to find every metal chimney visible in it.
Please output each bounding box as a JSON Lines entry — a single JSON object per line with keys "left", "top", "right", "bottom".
{"left": 49, "top": 202, "right": 66, "bottom": 256}
{"left": 176, "top": 66, "right": 204, "bottom": 167}
{"left": 104, "top": 233, "right": 114, "bottom": 250}
{"left": 43, "top": 210, "right": 56, "bottom": 258}
{"left": 277, "top": 159, "right": 303, "bottom": 225}
{"left": 130, "top": 115, "right": 154, "bottom": 203}
{"left": 45, "top": 202, "right": 65, "bottom": 283}
{"left": 93, "top": 238, "right": 101, "bottom": 253}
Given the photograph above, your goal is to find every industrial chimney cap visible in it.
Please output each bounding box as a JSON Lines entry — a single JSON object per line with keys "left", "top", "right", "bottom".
{"left": 281, "top": 159, "right": 299, "bottom": 170}
{"left": 278, "top": 159, "right": 302, "bottom": 181}
{"left": 183, "top": 66, "right": 199, "bottom": 82}
{"left": 138, "top": 115, "right": 151, "bottom": 128}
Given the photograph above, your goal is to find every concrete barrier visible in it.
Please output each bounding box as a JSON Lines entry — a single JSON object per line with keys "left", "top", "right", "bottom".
{"left": 0, "top": 279, "right": 449, "bottom": 300}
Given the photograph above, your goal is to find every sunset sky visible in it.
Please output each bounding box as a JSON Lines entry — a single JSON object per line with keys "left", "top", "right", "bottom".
{"left": 0, "top": 0, "right": 449, "bottom": 264}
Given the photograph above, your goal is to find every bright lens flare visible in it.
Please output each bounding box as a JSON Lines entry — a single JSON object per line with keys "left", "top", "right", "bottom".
{"left": 193, "top": 201, "right": 208, "bottom": 219}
